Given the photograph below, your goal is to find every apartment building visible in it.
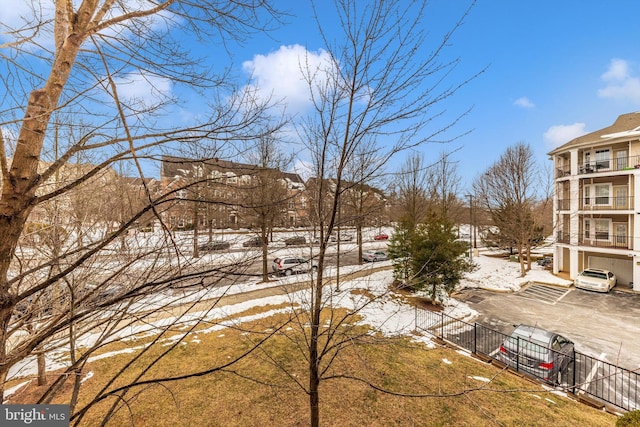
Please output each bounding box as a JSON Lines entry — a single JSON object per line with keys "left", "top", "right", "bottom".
{"left": 160, "top": 155, "right": 307, "bottom": 229}
{"left": 548, "top": 112, "right": 640, "bottom": 291}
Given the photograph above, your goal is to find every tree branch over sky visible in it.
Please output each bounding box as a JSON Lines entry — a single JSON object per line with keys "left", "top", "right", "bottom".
{"left": 294, "top": 1, "right": 479, "bottom": 425}
{"left": 0, "top": 0, "right": 284, "bottom": 408}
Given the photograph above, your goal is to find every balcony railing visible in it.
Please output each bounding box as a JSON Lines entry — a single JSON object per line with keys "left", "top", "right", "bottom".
{"left": 555, "top": 155, "right": 640, "bottom": 178}
{"left": 556, "top": 196, "right": 634, "bottom": 211}
{"left": 555, "top": 165, "right": 571, "bottom": 178}
{"left": 578, "top": 155, "right": 640, "bottom": 175}
{"left": 556, "top": 231, "right": 632, "bottom": 249}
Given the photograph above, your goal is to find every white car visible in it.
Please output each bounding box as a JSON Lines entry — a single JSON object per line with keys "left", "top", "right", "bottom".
{"left": 574, "top": 268, "right": 616, "bottom": 292}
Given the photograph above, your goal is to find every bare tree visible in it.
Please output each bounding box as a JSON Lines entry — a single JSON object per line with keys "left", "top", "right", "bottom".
{"left": 429, "top": 151, "right": 463, "bottom": 219}
{"left": 294, "top": 1, "right": 478, "bottom": 425}
{"left": 393, "top": 152, "right": 431, "bottom": 230}
{"left": 0, "top": 0, "right": 283, "bottom": 406}
{"left": 244, "top": 134, "right": 294, "bottom": 281}
{"left": 341, "top": 147, "right": 389, "bottom": 264}
{"left": 473, "top": 142, "right": 543, "bottom": 276}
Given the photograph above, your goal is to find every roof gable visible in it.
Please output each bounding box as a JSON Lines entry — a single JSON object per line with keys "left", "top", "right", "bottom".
{"left": 549, "top": 112, "right": 640, "bottom": 154}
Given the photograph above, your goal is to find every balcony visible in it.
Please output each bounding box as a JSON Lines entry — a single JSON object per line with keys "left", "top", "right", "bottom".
{"left": 555, "top": 165, "right": 571, "bottom": 178}
{"left": 580, "top": 233, "right": 631, "bottom": 249}
{"left": 556, "top": 231, "right": 632, "bottom": 249}
{"left": 556, "top": 196, "right": 633, "bottom": 211}
{"left": 578, "top": 154, "right": 640, "bottom": 175}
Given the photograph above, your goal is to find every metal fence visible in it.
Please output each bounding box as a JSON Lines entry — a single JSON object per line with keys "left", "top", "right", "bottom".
{"left": 416, "top": 307, "right": 640, "bottom": 412}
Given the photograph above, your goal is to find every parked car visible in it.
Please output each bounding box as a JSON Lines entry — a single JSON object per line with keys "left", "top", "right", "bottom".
{"left": 363, "top": 250, "right": 388, "bottom": 262}
{"left": 574, "top": 268, "right": 617, "bottom": 292}
{"left": 243, "top": 236, "right": 265, "bottom": 247}
{"left": 373, "top": 233, "right": 389, "bottom": 240}
{"left": 284, "top": 236, "right": 306, "bottom": 246}
{"left": 198, "top": 240, "right": 230, "bottom": 251}
{"left": 272, "top": 257, "right": 318, "bottom": 276}
{"left": 536, "top": 256, "right": 552, "bottom": 267}
{"left": 496, "top": 324, "right": 574, "bottom": 385}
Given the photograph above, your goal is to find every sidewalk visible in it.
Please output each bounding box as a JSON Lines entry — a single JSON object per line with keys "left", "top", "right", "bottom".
{"left": 144, "top": 264, "right": 393, "bottom": 324}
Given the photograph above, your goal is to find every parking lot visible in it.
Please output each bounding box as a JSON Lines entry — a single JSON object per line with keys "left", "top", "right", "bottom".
{"left": 455, "top": 284, "right": 640, "bottom": 371}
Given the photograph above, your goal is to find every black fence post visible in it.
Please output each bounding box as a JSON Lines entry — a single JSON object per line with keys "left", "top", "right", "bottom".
{"left": 572, "top": 348, "right": 576, "bottom": 395}
{"left": 440, "top": 311, "right": 444, "bottom": 339}
{"left": 516, "top": 337, "right": 520, "bottom": 373}
{"left": 473, "top": 323, "right": 477, "bottom": 354}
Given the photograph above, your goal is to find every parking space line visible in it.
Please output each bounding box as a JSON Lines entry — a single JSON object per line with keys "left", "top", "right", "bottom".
{"left": 517, "top": 284, "right": 572, "bottom": 305}
{"left": 579, "top": 352, "right": 606, "bottom": 394}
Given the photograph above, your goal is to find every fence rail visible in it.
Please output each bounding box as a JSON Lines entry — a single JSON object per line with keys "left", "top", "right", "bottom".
{"left": 416, "top": 307, "right": 640, "bottom": 412}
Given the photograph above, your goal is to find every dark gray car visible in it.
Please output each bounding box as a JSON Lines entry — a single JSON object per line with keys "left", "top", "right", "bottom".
{"left": 496, "top": 324, "right": 574, "bottom": 385}
{"left": 198, "top": 240, "right": 231, "bottom": 251}
{"left": 284, "top": 236, "right": 306, "bottom": 246}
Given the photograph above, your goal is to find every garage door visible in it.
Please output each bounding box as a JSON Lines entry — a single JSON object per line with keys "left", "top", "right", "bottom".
{"left": 588, "top": 256, "right": 633, "bottom": 285}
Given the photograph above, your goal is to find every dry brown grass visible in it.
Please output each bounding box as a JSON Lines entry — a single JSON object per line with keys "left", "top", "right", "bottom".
{"left": 7, "top": 308, "right": 616, "bottom": 427}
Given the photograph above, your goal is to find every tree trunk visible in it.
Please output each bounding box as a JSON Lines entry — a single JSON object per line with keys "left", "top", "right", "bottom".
{"left": 261, "top": 225, "right": 269, "bottom": 282}
{"left": 193, "top": 201, "right": 199, "bottom": 257}
{"left": 37, "top": 350, "right": 47, "bottom": 386}
{"left": 0, "top": 30, "right": 84, "bottom": 397}
{"left": 517, "top": 243, "right": 526, "bottom": 277}
{"left": 357, "top": 222, "right": 363, "bottom": 265}
{"left": 308, "top": 248, "right": 325, "bottom": 427}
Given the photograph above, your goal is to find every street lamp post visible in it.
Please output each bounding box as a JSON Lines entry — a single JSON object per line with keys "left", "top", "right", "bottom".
{"left": 466, "top": 194, "right": 473, "bottom": 263}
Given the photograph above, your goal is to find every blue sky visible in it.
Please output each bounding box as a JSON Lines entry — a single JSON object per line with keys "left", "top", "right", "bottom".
{"left": 226, "top": 0, "right": 640, "bottom": 190}
{"left": 2, "top": 1, "right": 640, "bottom": 192}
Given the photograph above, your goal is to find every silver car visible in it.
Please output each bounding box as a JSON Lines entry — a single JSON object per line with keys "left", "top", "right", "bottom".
{"left": 362, "top": 250, "right": 388, "bottom": 262}
{"left": 496, "top": 324, "right": 574, "bottom": 385}
{"left": 272, "top": 257, "right": 318, "bottom": 276}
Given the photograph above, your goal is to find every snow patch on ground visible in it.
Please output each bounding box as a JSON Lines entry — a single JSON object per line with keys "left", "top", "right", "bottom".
{"left": 4, "top": 248, "right": 573, "bottom": 401}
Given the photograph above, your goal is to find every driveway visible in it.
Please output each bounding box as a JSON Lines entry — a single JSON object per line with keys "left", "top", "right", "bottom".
{"left": 455, "top": 284, "right": 640, "bottom": 370}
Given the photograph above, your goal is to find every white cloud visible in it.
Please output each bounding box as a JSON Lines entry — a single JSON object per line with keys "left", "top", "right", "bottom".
{"left": 293, "top": 158, "right": 314, "bottom": 181}
{"left": 543, "top": 123, "right": 586, "bottom": 148}
{"left": 514, "top": 97, "right": 534, "bottom": 108}
{"left": 0, "top": 1, "right": 40, "bottom": 26}
{"left": 598, "top": 59, "right": 640, "bottom": 103}
{"left": 242, "top": 44, "right": 334, "bottom": 115}
{"left": 112, "top": 71, "right": 172, "bottom": 108}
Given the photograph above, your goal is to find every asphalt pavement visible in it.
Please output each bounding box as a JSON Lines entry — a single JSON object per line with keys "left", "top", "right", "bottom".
{"left": 454, "top": 283, "right": 640, "bottom": 370}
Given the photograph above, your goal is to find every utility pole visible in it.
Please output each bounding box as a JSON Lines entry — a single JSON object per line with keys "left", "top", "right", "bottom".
{"left": 466, "top": 194, "right": 473, "bottom": 263}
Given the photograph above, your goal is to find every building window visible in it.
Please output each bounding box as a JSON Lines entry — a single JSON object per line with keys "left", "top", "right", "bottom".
{"left": 584, "top": 219, "right": 590, "bottom": 239}
{"left": 616, "top": 150, "right": 628, "bottom": 170}
{"left": 614, "top": 186, "right": 628, "bottom": 209}
{"left": 594, "top": 219, "right": 610, "bottom": 241}
{"left": 595, "top": 148, "right": 610, "bottom": 170}
{"left": 584, "top": 218, "right": 611, "bottom": 241}
{"left": 594, "top": 184, "right": 610, "bottom": 205}
{"left": 615, "top": 223, "right": 628, "bottom": 246}
{"left": 584, "top": 186, "right": 590, "bottom": 205}
{"left": 584, "top": 184, "right": 611, "bottom": 206}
